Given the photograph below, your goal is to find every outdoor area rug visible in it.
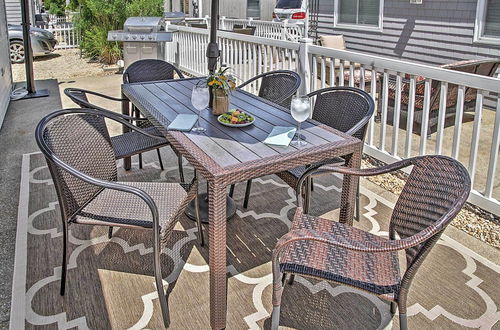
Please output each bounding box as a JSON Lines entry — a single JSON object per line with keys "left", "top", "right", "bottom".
{"left": 10, "top": 149, "right": 500, "bottom": 329}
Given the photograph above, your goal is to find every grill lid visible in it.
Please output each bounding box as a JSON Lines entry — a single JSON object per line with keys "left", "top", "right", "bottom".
{"left": 124, "top": 17, "right": 163, "bottom": 32}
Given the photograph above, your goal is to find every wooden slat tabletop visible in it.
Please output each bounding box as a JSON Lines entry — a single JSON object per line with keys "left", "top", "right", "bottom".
{"left": 122, "top": 77, "right": 360, "bottom": 180}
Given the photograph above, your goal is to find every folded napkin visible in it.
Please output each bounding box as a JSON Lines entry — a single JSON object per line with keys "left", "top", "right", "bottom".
{"left": 167, "top": 114, "right": 198, "bottom": 131}
{"left": 263, "top": 126, "right": 297, "bottom": 147}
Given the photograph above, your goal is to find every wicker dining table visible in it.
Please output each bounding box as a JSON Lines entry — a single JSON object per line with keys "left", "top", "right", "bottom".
{"left": 121, "top": 76, "right": 363, "bottom": 329}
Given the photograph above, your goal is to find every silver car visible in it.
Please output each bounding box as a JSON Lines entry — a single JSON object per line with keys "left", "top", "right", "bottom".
{"left": 8, "top": 25, "right": 58, "bottom": 63}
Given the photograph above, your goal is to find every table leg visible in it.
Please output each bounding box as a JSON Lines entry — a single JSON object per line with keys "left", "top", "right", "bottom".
{"left": 121, "top": 92, "right": 131, "bottom": 171}
{"left": 339, "top": 148, "right": 361, "bottom": 226}
{"left": 208, "top": 181, "right": 228, "bottom": 330}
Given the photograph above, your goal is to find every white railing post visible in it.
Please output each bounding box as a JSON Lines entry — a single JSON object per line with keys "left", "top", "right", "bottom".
{"left": 298, "top": 38, "right": 313, "bottom": 95}
{"left": 248, "top": 17, "right": 253, "bottom": 28}
{"left": 282, "top": 20, "right": 288, "bottom": 40}
{"left": 220, "top": 16, "right": 226, "bottom": 30}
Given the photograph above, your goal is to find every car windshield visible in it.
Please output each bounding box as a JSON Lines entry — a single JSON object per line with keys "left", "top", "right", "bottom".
{"left": 276, "top": 0, "right": 302, "bottom": 9}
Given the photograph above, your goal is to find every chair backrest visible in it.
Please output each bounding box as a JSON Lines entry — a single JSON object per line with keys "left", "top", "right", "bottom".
{"left": 389, "top": 156, "right": 470, "bottom": 275}
{"left": 239, "top": 70, "right": 301, "bottom": 108}
{"left": 430, "top": 59, "right": 500, "bottom": 110}
{"left": 191, "top": 23, "right": 208, "bottom": 29}
{"left": 123, "top": 59, "right": 184, "bottom": 83}
{"left": 307, "top": 87, "right": 375, "bottom": 140}
{"left": 35, "top": 109, "right": 117, "bottom": 220}
{"left": 319, "top": 35, "right": 346, "bottom": 50}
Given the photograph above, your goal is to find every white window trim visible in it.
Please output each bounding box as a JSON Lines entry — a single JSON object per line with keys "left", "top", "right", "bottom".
{"left": 474, "top": 0, "right": 500, "bottom": 45}
{"left": 333, "top": 0, "right": 384, "bottom": 32}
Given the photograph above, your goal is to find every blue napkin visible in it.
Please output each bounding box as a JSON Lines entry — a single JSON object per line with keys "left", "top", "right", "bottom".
{"left": 263, "top": 126, "right": 297, "bottom": 147}
{"left": 167, "top": 114, "right": 199, "bottom": 131}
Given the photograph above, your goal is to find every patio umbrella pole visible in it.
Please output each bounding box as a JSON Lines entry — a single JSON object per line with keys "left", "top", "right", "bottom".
{"left": 17, "top": 0, "right": 49, "bottom": 100}
{"left": 206, "top": 0, "right": 219, "bottom": 74}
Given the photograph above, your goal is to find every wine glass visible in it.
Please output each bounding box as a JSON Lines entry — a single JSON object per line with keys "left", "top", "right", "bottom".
{"left": 191, "top": 85, "right": 209, "bottom": 132}
{"left": 290, "top": 95, "right": 311, "bottom": 147}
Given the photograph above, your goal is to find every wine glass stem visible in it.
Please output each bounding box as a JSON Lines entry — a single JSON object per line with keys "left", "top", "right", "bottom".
{"left": 197, "top": 109, "right": 202, "bottom": 127}
{"left": 297, "top": 122, "right": 301, "bottom": 144}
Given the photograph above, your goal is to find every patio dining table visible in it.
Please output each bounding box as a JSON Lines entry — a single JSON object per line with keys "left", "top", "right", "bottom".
{"left": 121, "top": 77, "right": 363, "bottom": 329}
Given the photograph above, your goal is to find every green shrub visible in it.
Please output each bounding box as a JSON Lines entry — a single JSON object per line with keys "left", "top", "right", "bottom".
{"left": 76, "top": 0, "right": 163, "bottom": 64}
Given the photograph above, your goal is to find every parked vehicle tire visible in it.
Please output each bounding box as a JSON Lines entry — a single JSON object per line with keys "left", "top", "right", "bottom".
{"left": 10, "top": 40, "right": 25, "bottom": 64}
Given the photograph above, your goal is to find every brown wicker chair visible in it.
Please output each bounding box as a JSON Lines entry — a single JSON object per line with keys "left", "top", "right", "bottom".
{"left": 229, "top": 70, "right": 301, "bottom": 203}
{"left": 271, "top": 155, "right": 471, "bottom": 330}
{"left": 35, "top": 108, "right": 203, "bottom": 328}
{"left": 237, "top": 70, "right": 302, "bottom": 108}
{"left": 64, "top": 87, "right": 184, "bottom": 176}
{"left": 380, "top": 59, "right": 500, "bottom": 136}
{"left": 234, "top": 87, "right": 374, "bottom": 221}
{"left": 122, "top": 59, "right": 187, "bottom": 178}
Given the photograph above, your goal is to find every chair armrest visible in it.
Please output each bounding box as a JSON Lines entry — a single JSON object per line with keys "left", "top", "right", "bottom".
{"left": 274, "top": 226, "right": 428, "bottom": 257}
{"left": 81, "top": 108, "right": 165, "bottom": 140}
{"left": 48, "top": 151, "right": 160, "bottom": 229}
{"left": 295, "top": 157, "right": 419, "bottom": 208}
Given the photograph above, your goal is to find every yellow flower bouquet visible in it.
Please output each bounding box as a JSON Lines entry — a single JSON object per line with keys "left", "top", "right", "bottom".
{"left": 206, "top": 67, "right": 236, "bottom": 95}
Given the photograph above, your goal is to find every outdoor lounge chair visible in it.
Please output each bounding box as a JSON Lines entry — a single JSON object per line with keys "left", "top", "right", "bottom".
{"left": 64, "top": 87, "right": 184, "bottom": 176}
{"left": 235, "top": 87, "right": 374, "bottom": 221}
{"left": 271, "top": 155, "right": 471, "bottom": 330}
{"left": 380, "top": 59, "right": 500, "bottom": 136}
{"left": 35, "top": 108, "right": 203, "bottom": 328}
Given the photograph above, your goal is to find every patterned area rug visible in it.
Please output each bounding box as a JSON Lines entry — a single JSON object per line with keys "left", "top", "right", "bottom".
{"left": 10, "top": 149, "right": 500, "bottom": 329}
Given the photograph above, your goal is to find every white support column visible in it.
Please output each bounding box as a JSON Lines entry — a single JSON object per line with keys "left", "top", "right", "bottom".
{"left": 298, "top": 38, "right": 313, "bottom": 95}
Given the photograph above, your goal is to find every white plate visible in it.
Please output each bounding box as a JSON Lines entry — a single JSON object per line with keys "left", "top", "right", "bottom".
{"left": 217, "top": 114, "right": 255, "bottom": 127}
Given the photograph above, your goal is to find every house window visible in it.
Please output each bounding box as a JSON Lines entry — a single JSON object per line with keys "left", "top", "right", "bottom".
{"left": 247, "top": 0, "right": 260, "bottom": 19}
{"left": 475, "top": 0, "right": 500, "bottom": 44}
{"left": 335, "top": 0, "right": 383, "bottom": 30}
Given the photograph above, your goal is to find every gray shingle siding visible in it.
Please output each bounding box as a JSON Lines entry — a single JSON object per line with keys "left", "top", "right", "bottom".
{"left": 317, "top": 0, "right": 500, "bottom": 66}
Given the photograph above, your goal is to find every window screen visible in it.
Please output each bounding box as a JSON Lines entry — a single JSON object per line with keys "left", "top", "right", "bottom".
{"left": 338, "top": 0, "right": 380, "bottom": 26}
{"left": 484, "top": 0, "right": 500, "bottom": 37}
{"left": 247, "top": 0, "right": 260, "bottom": 18}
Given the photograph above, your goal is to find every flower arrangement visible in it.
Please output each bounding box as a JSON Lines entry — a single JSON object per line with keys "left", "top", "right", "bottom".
{"left": 207, "top": 67, "right": 236, "bottom": 95}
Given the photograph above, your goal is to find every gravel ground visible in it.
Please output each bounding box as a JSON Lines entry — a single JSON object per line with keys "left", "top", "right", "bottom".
{"left": 362, "top": 157, "right": 500, "bottom": 249}
{"left": 12, "top": 49, "right": 116, "bottom": 82}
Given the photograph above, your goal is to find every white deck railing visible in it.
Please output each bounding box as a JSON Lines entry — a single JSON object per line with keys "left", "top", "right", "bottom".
{"left": 165, "top": 25, "right": 500, "bottom": 215}
{"left": 39, "top": 23, "right": 80, "bottom": 49}
{"left": 179, "top": 17, "right": 304, "bottom": 41}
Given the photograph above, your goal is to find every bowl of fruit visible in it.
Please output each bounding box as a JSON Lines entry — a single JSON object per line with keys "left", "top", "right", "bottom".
{"left": 217, "top": 109, "right": 255, "bottom": 127}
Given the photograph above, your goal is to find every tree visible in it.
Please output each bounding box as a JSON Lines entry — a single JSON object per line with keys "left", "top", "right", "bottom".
{"left": 45, "top": 0, "right": 66, "bottom": 16}
{"left": 76, "top": 0, "right": 164, "bottom": 64}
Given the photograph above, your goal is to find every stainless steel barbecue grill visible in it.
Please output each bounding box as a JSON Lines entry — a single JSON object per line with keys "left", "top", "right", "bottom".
{"left": 107, "top": 17, "right": 173, "bottom": 68}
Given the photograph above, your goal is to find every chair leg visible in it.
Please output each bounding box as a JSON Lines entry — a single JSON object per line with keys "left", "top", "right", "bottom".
{"left": 194, "top": 193, "right": 204, "bottom": 246}
{"left": 177, "top": 155, "right": 185, "bottom": 183}
{"left": 310, "top": 177, "right": 314, "bottom": 191}
{"left": 60, "top": 223, "right": 68, "bottom": 296}
{"left": 288, "top": 274, "right": 295, "bottom": 285}
{"left": 303, "top": 178, "right": 312, "bottom": 214}
{"left": 229, "top": 184, "right": 235, "bottom": 198}
{"left": 355, "top": 181, "right": 361, "bottom": 221}
{"left": 138, "top": 153, "right": 143, "bottom": 169}
{"left": 108, "top": 226, "right": 113, "bottom": 239}
{"left": 156, "top": 149, "right": 164, "bottom": 171}
{"left": 390, "top": 301, "right": 397, "bottom": 315}
{"left": 271, "top": 263, "right": 284, "bottom": 330}
{"left": 153, "top": 228, "right": 170, "bottom": 328}
{"left": 243, "top": 179, "right": 252, "bottom": 209}
{"left": 399, "top": 313, "right": 408, "bottom": 330}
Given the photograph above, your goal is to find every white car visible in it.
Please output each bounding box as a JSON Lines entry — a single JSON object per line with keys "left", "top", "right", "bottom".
{"left": 273, "top": 0, "right": 308, "bottom": 22}
{"left": 8, "top": 25, "right": 58, "bottom": 63}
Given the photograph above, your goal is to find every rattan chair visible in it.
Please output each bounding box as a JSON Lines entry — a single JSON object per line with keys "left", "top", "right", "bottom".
{"left": 122, "top": 60, "right": 187, "bottom": 176}
{"left": 237, "top": 70, "right": 301, "bottom": 108}
{"left": 228, "top": 70, "right": 302, "bottom": 202}
{"left": 64, "top": 88, "right": 184, "bottom": 176}
{"left": 271, "top": 155, "right": 471, "bottom": 330}
{"left": 235, "top": 87, "right": 374, "bottom": 219}
{"left": 123, "top": 59, "right": 185, "bottom": 83}
{"left": 35, "top": 108, "right": 203, "bottom": 328}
